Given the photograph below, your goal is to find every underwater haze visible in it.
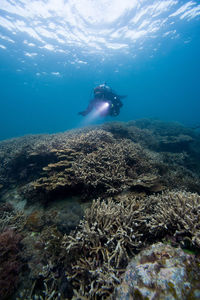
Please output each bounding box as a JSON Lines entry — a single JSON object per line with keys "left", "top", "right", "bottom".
{"left": 0, "top": 0, "right": 200, "bottom": 141}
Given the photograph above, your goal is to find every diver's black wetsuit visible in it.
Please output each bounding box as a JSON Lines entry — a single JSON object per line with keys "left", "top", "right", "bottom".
{"left": 79, "top": 84, "right": 126, "bottom": 117}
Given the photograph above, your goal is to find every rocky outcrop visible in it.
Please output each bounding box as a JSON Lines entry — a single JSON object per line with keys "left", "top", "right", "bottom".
{"left": 114, "top": 242, "right": 200, "bottom": 300}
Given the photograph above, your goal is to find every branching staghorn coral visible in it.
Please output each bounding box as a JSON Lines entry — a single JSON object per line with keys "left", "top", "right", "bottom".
{"left": 60, "top": 190, "right": 200, "bottom": 299}
{"left": 1, "top": 121, "right": 200, "bottom": 203}
{"left": 28, "top": 131, "right": 158, "bottom": 201}
{"left": 26, "top": 130, "right": 116, "bottom": 198}
{"left": 102, "top": 121, "right": 158, "bottom": 149}
{"left": 72, "top": 138, "right": 157, "bottom": 196}
{"left": 66, "top": 129, "right": 115, "bottom": 153}
{"left": 12, "top": 190, "right": 200, "bottom": 299}
{"left": 0, "top": 203, "right": 25, "bottom": 233}
{"left": 145, "top": 190, "right": 200, "bottom": 248}
{"left": 1, "top": 120, "right": 200, "bottom": 299}
{"left": 62, "top": 196, "right": 147, "bottom": 298}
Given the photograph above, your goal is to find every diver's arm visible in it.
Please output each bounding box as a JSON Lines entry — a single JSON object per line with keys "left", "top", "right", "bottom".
{"left": 78, "top": 99, "right": 96, "bottom": 116}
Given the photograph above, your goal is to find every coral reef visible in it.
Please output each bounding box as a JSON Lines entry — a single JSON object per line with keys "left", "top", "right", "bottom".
{"left": 146, "top": 190, "right": 200, "bottom": 249}
{"left": 158, "top": 134, "right": 194, "bottom": 152}
{"left": 130, "top": 174, "right": 163, "bottom": 192}
{"left": 28, "top": 147, "right": 80, "bottom": 202}
{"left": 127, "top": 118, "right": 198, "bottom": 154}
{"left": 0, "top": 202, "right": 25, "bottom": 233}
{"left": 0, "top": 119, "right": 200, "bottom": 299}
{"left": 58, "top": 190, "right": 200, "bottom": 298}
{"left": 0, "top": 127, "right": 96, "bottom": 189}
{"left": 61, "top": 196, "right": 146, "bottom": 298}
{"left": 0, "top": 119, "right": 200, "bottom": 204}
{"left": 20, "top": 225, "right": 73, "bottom": 300}
{"left": 102, "top": 121, "right": 158, "bottom": 149}
{"left": 72, "top": 139, "right": 156, "bottom": 197}
{"left": 1, "top": 189, "right": 200, "bottom": 299}
{"left": 22, "top": 130, "right": 159, "bottom": 202}
{"left": 130, "top": 118, "right": 195, "bottom": 138}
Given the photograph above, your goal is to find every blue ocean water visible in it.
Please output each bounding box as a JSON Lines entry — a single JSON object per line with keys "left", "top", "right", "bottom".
{"left": 0, "top": 0, "right": 200, "bottom": 141}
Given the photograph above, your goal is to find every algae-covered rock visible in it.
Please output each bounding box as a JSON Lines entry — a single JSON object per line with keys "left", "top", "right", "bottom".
{"left": 115, "top": 242, "right": 200, "bottom": 300}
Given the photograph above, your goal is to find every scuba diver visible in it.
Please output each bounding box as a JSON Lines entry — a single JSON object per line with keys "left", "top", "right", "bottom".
{"left": 78, "top": 83, "right": 126, "bottom": 117}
